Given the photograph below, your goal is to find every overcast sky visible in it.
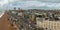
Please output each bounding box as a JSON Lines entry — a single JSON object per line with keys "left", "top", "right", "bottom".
{"left": 0, "top": 0, "right": 60, "bottom": 10}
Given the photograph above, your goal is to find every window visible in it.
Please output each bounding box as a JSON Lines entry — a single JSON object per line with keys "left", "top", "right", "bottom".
{"left": 36, "top": 15, "right": 42, "bottom": 18}
{"left": 45, "top": 18, "right": 49, "bottom": 20}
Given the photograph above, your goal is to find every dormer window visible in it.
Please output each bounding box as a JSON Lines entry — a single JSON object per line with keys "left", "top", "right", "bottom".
{"left": 36, "top": 15, "right": 42, "bottom": 18}
{"left": 45, "top": 18, "right": 49, "bottom": 20}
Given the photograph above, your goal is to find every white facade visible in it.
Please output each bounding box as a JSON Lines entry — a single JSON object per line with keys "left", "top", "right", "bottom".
{"left": 36, "top": 20, "right": 60, "bottom": 30}
{"left": 11, "top": 11, "right": 17, "bottom": 14}
{"left": 0, "top": 11, "right": 5, "bottom": 18}
{"left": 18, "top": 12, "right": 23, "bottom": 16}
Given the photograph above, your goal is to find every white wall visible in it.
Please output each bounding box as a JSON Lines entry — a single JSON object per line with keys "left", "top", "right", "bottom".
{"left": 0, "top": 11, "right": 5, "bottom": 18}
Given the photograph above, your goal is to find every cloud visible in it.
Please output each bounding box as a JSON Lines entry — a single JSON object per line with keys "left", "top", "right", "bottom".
{"left": 0, "top": 0, "right": 18, "bottom": 7}
{"left": 0, "top": 0, "right": 60, "bottom": 10}
{"left": 0, "top": 0, "right": 8, "bottom": 6}
{"left": 16, "top": 1, "right": 60, "bottom": 9}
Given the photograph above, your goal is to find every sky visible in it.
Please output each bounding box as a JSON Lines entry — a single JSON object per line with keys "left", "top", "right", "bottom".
{"left": 0, "top": 0, "right": 60, "bottom": 10}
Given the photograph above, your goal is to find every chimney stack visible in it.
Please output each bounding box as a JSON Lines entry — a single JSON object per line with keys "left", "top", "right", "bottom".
{"left": 14, "top": 7, "right": 16, "bottom": 10}
{"left": 18, "top": 8, "right": 20, "bottom": 10}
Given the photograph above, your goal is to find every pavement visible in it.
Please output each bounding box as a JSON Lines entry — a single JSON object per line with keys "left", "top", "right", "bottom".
{"left": 0, "top": 12, "right": 17, "bottom": 30}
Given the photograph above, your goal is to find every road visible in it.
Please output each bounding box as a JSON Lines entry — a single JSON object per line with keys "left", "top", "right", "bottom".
{"left": 0, "top": 12, "right": 17, "bottom": 30}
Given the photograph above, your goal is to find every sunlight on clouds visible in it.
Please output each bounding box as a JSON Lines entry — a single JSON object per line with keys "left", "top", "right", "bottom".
{"left": 0, "top": 0, "right": 18, "bottom": 6}
{"left": 0, "top": 0, "right": 8, "bottom": 6}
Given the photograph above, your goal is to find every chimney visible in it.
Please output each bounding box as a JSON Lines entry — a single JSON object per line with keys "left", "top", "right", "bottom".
{"left": 18, "top": 8, "right": 20, "bottom": 10}
{"left": 14, "top": 7, "right": 16, "bottom": 10}
{"left": 18, "top": 8, "right": 23, "bottom": 12}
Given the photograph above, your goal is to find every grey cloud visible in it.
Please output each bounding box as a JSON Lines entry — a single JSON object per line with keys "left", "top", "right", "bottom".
{"left": 20, "top": 0, "right": 60, "bottom": 3}
{"left": 0, "top": 0, "right": 60, "bottom": 10}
